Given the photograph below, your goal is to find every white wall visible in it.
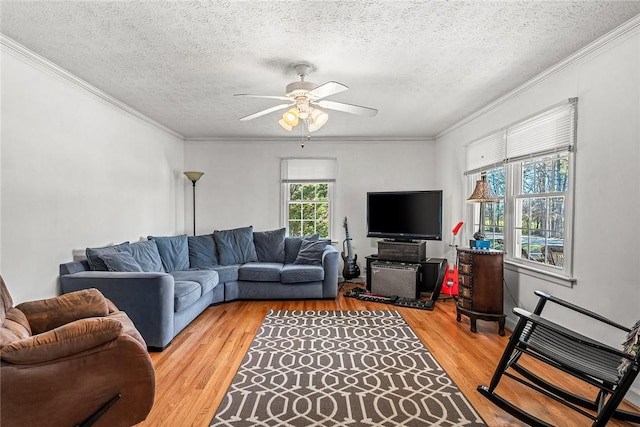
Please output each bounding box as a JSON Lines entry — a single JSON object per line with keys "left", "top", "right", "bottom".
{"left": 435, "top": 26, "right": 640, "bottom": 404}
{"left": 1, "top": 47, "right": 186, "bottom": 303}
{"left": 184, "top": 139, "right": 441, "bottom": 261}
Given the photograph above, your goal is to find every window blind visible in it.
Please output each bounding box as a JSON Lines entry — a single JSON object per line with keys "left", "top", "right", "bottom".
{"left": 506, "top": 98, "right": 577, "bottom": 162}
{"left": 465, "top": 98, "right": 577, "bottom": 174}
{"left": 466, "top": 131, "right": 505, "bottom": 175}
{"left": 281, "top": 158, "right": 337, "bottom": 183}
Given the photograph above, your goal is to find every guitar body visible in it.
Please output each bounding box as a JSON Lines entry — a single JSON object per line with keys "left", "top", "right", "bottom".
{"left": 342, "top": 252, "right": 361, "bottom": 280}
{"left": 442, "top": 264, "right": 459, "bottom": 296}
{"left": 341, "top": 217, "right": 361, "bottom": 280}
{"left": 443, "top": 221, "right": 464, "bottom": 297}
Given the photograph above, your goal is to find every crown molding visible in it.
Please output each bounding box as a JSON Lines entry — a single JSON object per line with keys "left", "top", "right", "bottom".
{"left": 1, "top": 35, "right": 185, "bottom": 141}
{"left": 185, "top": 136, "right": 435, "bottom": 144}
{"left": 436, "top": 14, "right": 640, "bottom": 139}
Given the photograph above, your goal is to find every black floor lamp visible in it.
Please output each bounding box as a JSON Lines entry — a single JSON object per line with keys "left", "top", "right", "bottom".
{"left": 184, "top": 171, "right": 204, "bottom": 236}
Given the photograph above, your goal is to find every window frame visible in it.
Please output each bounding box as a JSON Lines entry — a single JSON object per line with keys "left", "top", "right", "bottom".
{"left": 283, "top": 181, "right": 334, "bottom": 239}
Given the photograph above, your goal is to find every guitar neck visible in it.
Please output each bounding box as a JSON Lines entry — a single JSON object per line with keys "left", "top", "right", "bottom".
{"left": 345, "top": 228, "right": 354, "bottom": 258}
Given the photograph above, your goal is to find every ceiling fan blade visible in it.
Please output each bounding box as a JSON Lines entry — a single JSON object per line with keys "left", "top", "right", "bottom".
{"left": 315, "top": 100, "right": 378, "bottom": 117}
{"left": 234, "top": 94, "right": 291, "bottom": 101}
{"left": 307, "top": 81, "right": 348, "bottom": 100}
{"left": 240, "top": 103, "right": 294, "bottom": 121}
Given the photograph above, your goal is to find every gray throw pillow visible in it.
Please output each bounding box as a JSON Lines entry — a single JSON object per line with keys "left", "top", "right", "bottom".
{"left": 188, "top": 234, "right": 218, "bottom": 269}
{"left": 148, "top": 235, "right": 190, "bottom": 272}
{"left": 213, "top": 226, "right": 258, "bottom": 265}
{"left": 284, "top": 234, "right": 318, "bottom": 265}
{"left": 253, "top": 228, "right": 286, "bottom": 263}
{"left": 129, "top": 240, "right": 164, "bottom": 272}
{"left": 86, "top": 242, "right": 130, "bottom": 271}
{"left": 98, "top": 252, "right": 143, "bottom": 272}
{"left": 294, "top": 239, "right": 329, "bottom": 265}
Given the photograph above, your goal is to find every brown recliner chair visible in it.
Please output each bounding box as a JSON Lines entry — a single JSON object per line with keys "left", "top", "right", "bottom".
{"left": 0, "top": 275, "right": 155, "bottom": 426}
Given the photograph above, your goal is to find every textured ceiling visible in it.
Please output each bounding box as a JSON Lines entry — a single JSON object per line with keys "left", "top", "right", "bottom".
{"left": 2, "top": 1, "right": 639, "bottom": 140}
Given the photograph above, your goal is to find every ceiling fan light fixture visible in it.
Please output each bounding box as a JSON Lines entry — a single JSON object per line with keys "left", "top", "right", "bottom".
{"left": 282, "top": 108, "right": 299, "bottom": 126}
{"left": 311, "top": 108, "right": 328, "bottom": 127}
{"left": 278, "top": 118, "right": 293, "bottom": 131}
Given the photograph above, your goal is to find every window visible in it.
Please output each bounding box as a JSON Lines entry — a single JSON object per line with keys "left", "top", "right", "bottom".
{"left": 286, "top": 183, "right": 330, "bottom": 237}
{"left": 281, "top": 158, "right": 336, "bottom": 239}
{"left": 466, "top": 99, "right": 576, "bottom": 283}
{"left": 514, "top": 153, "right": 569, "bottom": 268}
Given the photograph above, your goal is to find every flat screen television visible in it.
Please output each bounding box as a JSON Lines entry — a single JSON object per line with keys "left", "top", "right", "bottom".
{"left": 366, "top": 190, "right": 443, "bottom": 241}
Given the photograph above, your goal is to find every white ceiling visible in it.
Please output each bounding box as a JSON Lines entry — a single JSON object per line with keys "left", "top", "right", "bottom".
{"left": 2, "top": 1, "right": 639, "bottom": 140}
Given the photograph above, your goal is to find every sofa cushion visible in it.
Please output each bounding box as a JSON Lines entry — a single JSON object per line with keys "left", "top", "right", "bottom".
{"left": 253, "top": 228, "right": 286, "bottom": 263}
{"left": 284, "top": 234, "right": 318, "bottom": 265}
{"left": 238, "top": 263, "right": 283, "bottom": 282}
{"left": 294, "top": 239, "right": 329, "bottom": 265}
{"left": 129, "top": 240, "right": 164, "bottom": 272}
{"left": 170, "top": 270, "right": 219, "bottom": 295}
{"left": 203, "top": 265, "right": 240, "bottom": 283}
{"left": 280, "top": 264, "right": 325, "bottom": 284}
{"left": 214, "top": 226, "right": 258, "bottom": 265}
{"left": 85, "top": 242, "right": 130, "bottom": 271}
{"left": 173, "top": 281, "right": 202, "bottom": 312}
{"left": 188, "top": 234, "right": 218, "bottom": 269}
{"left": 148, "top": 235, "right": 189, "bottom": 272}
{"left": 99, "top": 252, "right": 143, "bottom": 272}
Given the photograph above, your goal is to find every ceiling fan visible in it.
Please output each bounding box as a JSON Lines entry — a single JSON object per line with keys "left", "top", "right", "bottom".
{"left": 234, "top": 64, "right": 378, "bottom": 132}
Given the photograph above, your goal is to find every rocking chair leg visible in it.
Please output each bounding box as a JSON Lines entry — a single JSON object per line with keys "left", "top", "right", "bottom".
{"left": 477, "top": 385, "right": 553, "bottom": 427}
{"left": 485, "top": 320, "right": 528, "bottom": 392}
{"left": 75, "top": 393, "right": 121, "bottom": 427}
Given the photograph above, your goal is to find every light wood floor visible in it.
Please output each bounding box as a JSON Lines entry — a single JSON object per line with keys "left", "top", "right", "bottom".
{"left": 140, "top": 283, "right": 639, "bottom": 426}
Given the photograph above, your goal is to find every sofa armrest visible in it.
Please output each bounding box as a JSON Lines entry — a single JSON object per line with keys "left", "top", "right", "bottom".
{"left": 60, "top": 272, "right": 175, "bottom": 349}
{"left": 1, "top": 317, "right": 123, "bottom": 364}
{"left": 321, "top": 246, "right": 339, "bottom": 299}
{"left": 17, "top": 288, "right": 109, "bottom": 335}
{"left": 0, "top": 331, "right": 155, "bottom": 427}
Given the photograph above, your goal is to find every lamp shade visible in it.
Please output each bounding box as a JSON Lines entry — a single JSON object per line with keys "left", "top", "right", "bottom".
{"left": 184, "top": 171, "right": 204, "bottom": 182}
{"left": 278, "top": 119, "right": 293, "bottom": 131}
{"left": 467, "top": 179, "right": 499, "bottom": 203}
{"left": 307, "top": 108, "right": 328, "bottom": 132}
{"left": 282, "top": 108, "right": 299, "bottom": 127}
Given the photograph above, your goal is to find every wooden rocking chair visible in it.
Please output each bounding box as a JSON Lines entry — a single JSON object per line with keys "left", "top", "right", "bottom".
{"left": 478, "top": 290, "right": 640, "bottom": 427}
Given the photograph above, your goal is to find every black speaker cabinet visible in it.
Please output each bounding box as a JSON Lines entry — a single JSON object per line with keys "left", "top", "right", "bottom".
{"left": 377, "top": 240, "right": 426, "bottom": 262}
{"left": 370, "top": 261, "right": 420, "bottom": 299}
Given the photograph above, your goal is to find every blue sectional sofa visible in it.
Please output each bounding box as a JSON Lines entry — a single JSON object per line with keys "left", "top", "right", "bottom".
{"left": 59, "top": 226, "right": 339, "bottom": 350}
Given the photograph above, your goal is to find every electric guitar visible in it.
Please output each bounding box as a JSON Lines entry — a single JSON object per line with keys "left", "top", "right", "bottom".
{"left": 341, "top": 217, "right": 361, "bottom": 280}
{"left": 443, "top": 221, "right": 464, "bottom": 297}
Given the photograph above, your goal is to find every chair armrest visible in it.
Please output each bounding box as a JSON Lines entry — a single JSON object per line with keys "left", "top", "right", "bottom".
{"left": 0, "top": 318, "right": 123, "bottom": 364}
{"left": 60, "top": 272, "right": 175, "bottom": 348}
{"left": 533, "top": 290, "right": 631, "bottom": 332}
{"left": 513, "top": 307, "right": 629, "bottom": 359}
{"left": 17, "top": 288, "right": 109, "bottom": 335}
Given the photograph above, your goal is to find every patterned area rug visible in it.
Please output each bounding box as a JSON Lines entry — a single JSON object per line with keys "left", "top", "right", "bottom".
{"left": 211, "top": 310, "right": 486, "bottom": 426}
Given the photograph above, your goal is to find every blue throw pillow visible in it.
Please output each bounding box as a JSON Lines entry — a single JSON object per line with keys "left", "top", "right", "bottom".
{"left": 253, "top": 228, "right": 286, "bottom": 263}
{"left": 188, "top": 234, "right": 218, "bottom": 269}
{"left": 86, "top": 242, "right": 130, "bottom": 271}
{"left": 148, "top": 235, "right": 190, "bottom": 272}
{"left": 98, "top": 252, "right": 143, "bottom": 272}
{"left": 284, "top": 234, "right": 318, "bottom": 265}
{"left": 294, "top": 239, "right": 329, "bottom": 265}
{"left": 129, "top": 240, "right": 164, "bottom": 272}
{"left": 213, "top": 226, "right": 258, "bottom": 265}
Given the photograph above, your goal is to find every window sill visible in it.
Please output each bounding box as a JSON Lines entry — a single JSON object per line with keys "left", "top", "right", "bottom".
{"left": 504, "top": 260, "right": 576, "bottom": 288}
